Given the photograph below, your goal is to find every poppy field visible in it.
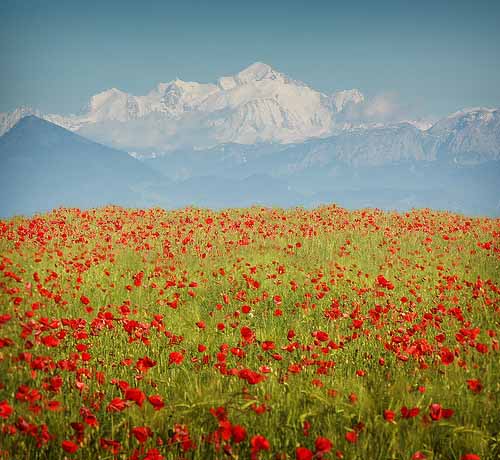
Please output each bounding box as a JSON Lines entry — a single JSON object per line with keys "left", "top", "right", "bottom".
{"left": 0, "top": 205, "right": 499, "bottom": 460}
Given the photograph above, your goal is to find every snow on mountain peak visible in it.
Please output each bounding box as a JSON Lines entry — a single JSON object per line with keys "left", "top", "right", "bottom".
{"left": 448, "top": 107, "right": 497, "bottom": 118}
{"left": 0, "top": 106, "right": 41, "bottom": 136}
{"left": 0, "top": 63, "right": 417, "bottom": 151}
{"left": 217, "top": 62, "right": 289, "bottom": 91}
{"left": 4, "top": 59, "right": 366, "bottom": 148}
{"left": 88, "top": 88, "right": 127, "bottom": 112}
{"left": 235, "top": 62, "right": 283, "bottom": 83}
{"left": 430, "top": 107, "right": 499, "bottom": 135}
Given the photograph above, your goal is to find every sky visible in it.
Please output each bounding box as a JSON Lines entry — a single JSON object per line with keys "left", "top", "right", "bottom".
{"left": 1, "top": 0, "right": 500, "bottom": 119}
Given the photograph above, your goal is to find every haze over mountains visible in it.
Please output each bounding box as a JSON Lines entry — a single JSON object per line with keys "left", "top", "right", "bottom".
{"left": 0, "top": 63, "right": 499, "bottom": 217}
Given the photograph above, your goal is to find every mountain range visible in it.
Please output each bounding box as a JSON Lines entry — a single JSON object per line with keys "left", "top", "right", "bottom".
{"left": 0, "top": 63, "right": 499, "bottom": 217}
{"left": 0, "top": 62, "right": 389, "bottom": 151}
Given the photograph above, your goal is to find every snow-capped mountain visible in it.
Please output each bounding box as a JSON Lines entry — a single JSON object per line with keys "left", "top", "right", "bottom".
{"left": 1, "top": 64, "right": 499, "bottom": 164}
{"left": 0, "top": 63, "right": 365, "bottom": 151}
{"left": 427, "top": 107, "right": 500, "bottom": 163}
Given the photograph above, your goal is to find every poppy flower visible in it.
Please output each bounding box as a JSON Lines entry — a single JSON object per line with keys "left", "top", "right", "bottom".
{"left": 124, "top": 388, "right": 146, "bottom": 407}
{"left": 383, "top": 410, "right": 396, "bottom": 422}
{"left": 136, "top": 356, "right": 157, "bottom": 373}
{"left": 238, "top": 368, "right": 266, "bottom": 385}
{"left": 80, "top": 295, "right": 90, "bottom": 305}
{"left": 262, "top": 341, "right": 275, "bottom": 351}
{"left": 429, "top": 403, "right": 443, "bottom": 421}
{"left": 315, "top": 436, "right": 333, "bottom": 453}
{"left": 345, "top": 431, "right": 358, "bottom": 443}
{"left": 232, "top": 425, "right": 247, "bottom": 443}
{"left": 148, "top": 395, "right": 165, "bottom": 410}
{"left": 466, "top": 379, "right": 483, "bottom": 394}
{"left": 106, "top": 397, "right": 128, "bottom": 412}
{"left": 132, "top": 426, "right": 152, "bottom": 443}
{"left": 440, "top": 348, "right": 454, "bottom": 365}
{"left": 100, "top": 438, "right": 121, "bottom": 455}
{"left": 241, "top": 326, "right": 255, "bottom": 343}
{"left": 401, "top": 406, "right": 420, "bottom": 418}
{"left": 296, "top": 447, "right": 313, "bottom": 460}
{"left": 143, "top": 448, "right": 164, "bottom": 460}
{"left": 0, "top": 400, "right": 13, "bottom": 419}
{"left": 313, "top": 330, "right": 329, "bottom": 341}
{"left": 169, "top": 351, "right": 184, "bottom": 365}
{"left": 62, "top": 440, "right": 79, "bottom": 453}
{"left": 251, "top": 434, "right": 270, "bottom": 451}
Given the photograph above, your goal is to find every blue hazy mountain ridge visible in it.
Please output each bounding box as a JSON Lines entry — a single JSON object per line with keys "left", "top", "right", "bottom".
{"left": 142, "top": 114, "right": 500, "bottom": 216}
{"left": 1, "top": 114, "right": 500, "bottom": 217}
{"left": 0, "top": 116, "right": 168, "bottom": 217}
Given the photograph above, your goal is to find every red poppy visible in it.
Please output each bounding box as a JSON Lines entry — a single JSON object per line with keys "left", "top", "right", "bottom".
{"left": 440, "top": 348, "right": 454, "bottom": 365}
{"left": 238, "top": 368, "right": 266, "bottom": 385}
{"left": 466, "top": 379, "right": 483, "bottom": 394}
{"left": 0, "top": 400, "right": 13, "bottom": 419}
{"left": 80, "top": 295, "right": 90, "bottom": 305}
{"left": 315, "top": 436, "right": 333, "bottom": 453}
{"left": 106, "top": 397, "right": 128, "bottom": 412}
{"left": 383, "top": 410, "right": 396, "bottom": 422}
{"left": 313, "top": 330, "right": 329, "bottom": 341}
{"left": 148, "top": 394, "right": 165, "bottom": 410}
{"left": 241, "top": 326, "right": 255, "bottom": 343}
{"left": 251, "top": 434, "right": 270, "bottom": 450}
{"left": 124, "top": 388, "right": 146, "bottom": 407}
{"left": 345, "top": 431, "right": 358, "bottom": 443}
{"left": 232, "top": 425, "right": 247, "bottom": 443}
{"left": 143, "top": 448, "right": 164, "bottom": 460}
{"left": 132, "top": 426, "right": 152, "bottom": 443}
{"left": 62, "top": 440, "right": 79, "bottom": 453}
{"left": 296, "top": 447, "right": 313, "bottom": 460}
{"left": 136, "top": 356, "right": 157, "bottom": 373}
{"left": 401, "top": 406, "right": 420, "bottom": 418}
{"left": 429, "top": 403, "right": 443, "bottom": 421}
{"left": 169, "top": 351, "right": 184, "bottom": 365}
{"left": 100, "top": 438, "right": 121, "bottom": 455}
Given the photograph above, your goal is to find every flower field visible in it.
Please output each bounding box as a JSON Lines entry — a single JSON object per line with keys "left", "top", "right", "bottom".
{"left": 0, "top": 205, "right": 499, "bottom": 460}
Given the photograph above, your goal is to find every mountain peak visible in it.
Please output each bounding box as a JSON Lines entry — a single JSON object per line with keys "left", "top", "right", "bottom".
{"left": 0, "top": 115, "right": 93, "bottom": 153}
{"left": 447, "top": 107, "right": 497, "bottom": 119}
{"left": 235, "top": 62, "right": 284, "bottom": 84}
{"left": 6, "top": 114, "right": 83, "bottom": 141}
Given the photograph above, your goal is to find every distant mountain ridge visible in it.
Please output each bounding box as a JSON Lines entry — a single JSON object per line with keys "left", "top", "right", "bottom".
{"left": 1, "top": 115, "right": 499, "bottom": 217}
{"left": 0, "top": 62, "right": 365, "bottom": 150}
{"left": 1, "top": 62, "right": 499, "bottom": 217}
{"left": 0, "top": 116, "right": 166, "bottom": 217}
{"left": 141, "top": 107, "right": 500, "bottom": 171}
{"left": 1, "top": 63, "right": 498, "bottom": 165}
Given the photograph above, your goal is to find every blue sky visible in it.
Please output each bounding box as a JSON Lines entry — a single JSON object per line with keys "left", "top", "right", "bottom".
{"left": 1, "top": 0, "right": 499, "bottom": 118}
